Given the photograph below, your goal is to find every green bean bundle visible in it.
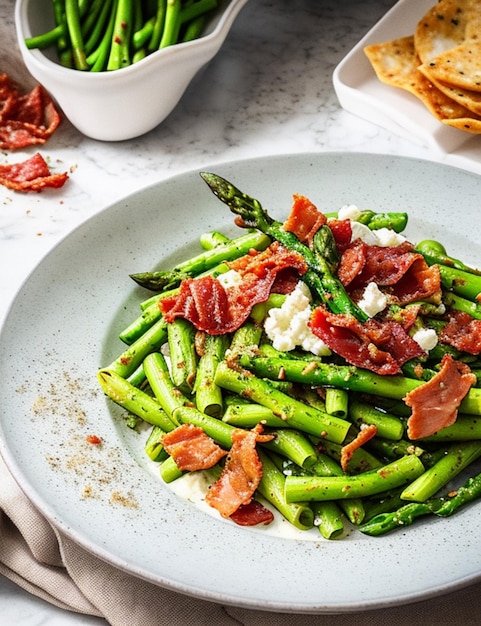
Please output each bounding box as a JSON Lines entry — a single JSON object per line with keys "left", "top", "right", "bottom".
{"left": 25, "top": 0, "right": 221, "bottom": 71}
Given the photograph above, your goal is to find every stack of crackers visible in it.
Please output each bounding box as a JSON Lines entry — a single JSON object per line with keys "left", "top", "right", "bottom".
{"left": 364, "top": 0, "right": 481, "bottom": 133}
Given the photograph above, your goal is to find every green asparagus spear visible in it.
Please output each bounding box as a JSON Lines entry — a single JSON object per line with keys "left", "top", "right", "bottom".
{"left": 84, "top": 0, "right": 115, "bottom": 56}
{"left": 262, "top": 428, "right": 318, "bottom": 469}
{"left": 222, "top": 401, "right": 288, "bottom": 428}
{"left": 214, "top": 361, "right": 351, "bottom": 444}
{"left": 418, "top": 416, "right": 481, "bottom": 442}
{"left": 325, "top": 388, "right": 349, "bottom": 419}
{"left": 143, "top": 351, "right": 190, "bottom": 417}
{"left": 308, "top": 451, "right": 366, "bottom": 524}
{"left": 193, "top": 333, "right": 228, "bottom": 417}
{"left": 415, "top": 240, "right": 481, "bottom": 275}
{"left": 145, "top": 425, "right": 168, "bottom": 461}
{"left": 356, "top": 210, "right": 408, "bottom": 232}
{"left": 148, "top": 0, "right": 167, "bottom": 50}
{"left": 257, "top": 450, "right": 314, "bottom": 530}
{"left": 180, "top": 0, "right": 218, "bottom": 24}
{"left": 133, "top": 16, "right": 156, "bottom": 50}
{"left": 400, "top": 441, "right": 481, "bottom": 502}
{"left": 200, "top": 172, "right": 368, "bottom": 321}
{"left": 348, "top": 400, "right": 405, "bottom": 441}
{"left": 359, "top": 471, "right": 481, "bottom": 535}
{"left": 167, "top": 318, "right": 197, "bottom": 394}
{"left": 238, "top": 354, "right": 481, "bottom": 416}
{"left": 97, "top": 368, "right": 178, "bottom": 431}
{"left": 159, "top": 0, "right": 182, "bottom": 49}
{"left": 438, "top": 265, "right": 481, "bottom": 302}
{"left": 284, "top": 455, "right": 425, "bottom": 503}
{"left": 130, "top": 231, "right": 270, "bottom": 291}
{"left": 199, "top": 231, "right": 231, "bottom": 250}
{"left": 25, "top": 25, "right": 66, "bottom": 50}
{"left": 65, "top": 0, "right": 89, "bottom": 69}
{"left": 323, "top": 210, "right": 408, "bottom": 232}
{"left": 312, "top": 500, "right": 345, "bottom": 539}
{"left": 443, "top": 292, "right": 481, "bottom": 320}
{"left": 105, "top": 317, "right": 168, "bottom": 379}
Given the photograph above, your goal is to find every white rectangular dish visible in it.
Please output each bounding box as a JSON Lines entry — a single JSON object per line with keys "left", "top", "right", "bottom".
{"left": 333, "top": 0, "right": 480, "bottom": 153}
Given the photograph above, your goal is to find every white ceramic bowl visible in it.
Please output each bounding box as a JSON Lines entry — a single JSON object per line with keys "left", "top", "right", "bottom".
{"left": 15, "top": 0, "right": 248, "bottom": 141}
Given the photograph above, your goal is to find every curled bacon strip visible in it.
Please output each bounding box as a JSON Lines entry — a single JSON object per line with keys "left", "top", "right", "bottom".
{"left": 229, "top": 500, "right": 274, "bottom": 526}
{"left": 405, "top": 354, "right": 476, "bottom": 440}
{"left": 162, "top": 424, "right": 227, "bottom": 471}
{"left": 160, "top": 242, "right": 307, "bottom": 334}
{"left": 338, "top": 240, "right": 441, "bottom": 305}
{"left": 340, "top": 424, "right": 377, "bottom": 473}
{"left": 205, "top": 426, "right": 273, "bottom": 519}
{"left": 0, "top": 74, "right": 61, "bottom": 150}
{"left": 440, "top": 310, "right": 481, "bottom": 355}
{"left": 309, "top": 305, "right": 425, "bottom": 375}
{"left": 0, "top": 152, "right": 68, "bottom": 192}
{"left": 283, "top": 194, "right": 327, "bottom": 246}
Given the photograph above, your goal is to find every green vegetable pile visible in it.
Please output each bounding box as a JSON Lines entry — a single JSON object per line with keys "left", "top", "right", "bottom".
{"left": 26, "top": 0, "right": 220, "bottom": 71}
{"left": 97, "top": 173, "right": 481, "bottom": 540}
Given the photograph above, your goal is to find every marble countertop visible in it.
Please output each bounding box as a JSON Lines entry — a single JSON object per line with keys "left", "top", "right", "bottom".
{"left": 2, "top": 0, "right": 481, "bottom": 623}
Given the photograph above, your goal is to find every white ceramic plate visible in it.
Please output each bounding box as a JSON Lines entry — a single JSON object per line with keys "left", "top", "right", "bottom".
{"left": 333, "top": 0, "right": 481, "bottom": 153}
{"left": 1, "top": 153, "right": 481, "bottom": 613}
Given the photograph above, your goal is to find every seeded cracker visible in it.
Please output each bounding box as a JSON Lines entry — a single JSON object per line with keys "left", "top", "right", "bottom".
{"left": 418, "top": 64, "right": 481, "bottom": 115}
{"left": 414, "top": 0, "right": 477, "bottom": 63}
{"left": 422, "top": 41, "right": 481, "bottom": 91}
{"left": 363, "top": 0, "right": 481, "bottom": 134}
{"left": 364, "top": 36, "right": 481, "bottom": 122}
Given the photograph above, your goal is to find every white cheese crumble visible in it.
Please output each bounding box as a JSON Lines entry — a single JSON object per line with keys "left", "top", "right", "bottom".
{"left": 412, "top": 327, "right": 438, "bottom": 352}
{"left": 338, "top": 204, "right": 362, "bottom": 221}
{"left": 357, "top": 282, "right": 388, "bottom": 318}
{"left": 372, "top": 227, "right": 407, "bottom": 247}
{"left": 335, "top": 204, "right": 406, "bottom": 247}
{"left": 349, "top": 222, "right": 407, "bottom": 247}
{"left": 264, "top": 282, "right": 331, "bottom": 356}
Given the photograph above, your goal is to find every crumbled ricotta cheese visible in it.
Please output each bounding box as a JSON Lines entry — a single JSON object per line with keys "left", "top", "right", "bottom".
{"left": 264, "top": 282, "right": 331, "bottom": 356}
{"left": 349, "top": 221, "right": 379, "bottom": 246}
{"left": 338, "top": 204, "right": 362, "bottom": 221}
{"left": 349, "top": 222, "right": 407, "bottom": 247}
{"left": 412, "top": 327, "right": 438, "bottom": 352}
{"left": 357, "top": 282, "right": 388, "bottom": 318}
{"left": 372, "top": 227, "right": 407, "bottom": 247}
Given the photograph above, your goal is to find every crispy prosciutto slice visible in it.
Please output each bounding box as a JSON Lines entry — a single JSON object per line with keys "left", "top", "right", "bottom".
{"left": 205, "top": 425, "right": 273, "bottom": 519}
{"left": 162, "top": 424, "right": 227, "bottom": 471}
{"left": 405, "top": 354, "right": 476, "bottom": 440}
{"left": 340, "top": 424, "right": 378, "bottom": 472}
{"left": 283, "top": 194, "right": 327, "bottom": 245}
{"left": 440, "top": 310, "right": 481, "bottom": 355}
{"left": 0, "top": 152, "right": 68, "bottom": 192}
{"left": 160, "top": 242, "right": 307, "bottom": 334}
{"left": 309, "top": 305, "right": 425, "bottom": 375}
{"left": 338, "top": 240, "right": 441, "bottom": 305}
{"left": 0, "top": 75, "right": 61, "bottom": 150}
{"left": 229, "top": 500, "right": 274, "bottom": 526}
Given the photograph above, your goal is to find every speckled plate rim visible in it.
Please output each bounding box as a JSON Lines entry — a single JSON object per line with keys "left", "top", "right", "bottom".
{"left": 1, "top": 152, "right": 481, "bottom": 614}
